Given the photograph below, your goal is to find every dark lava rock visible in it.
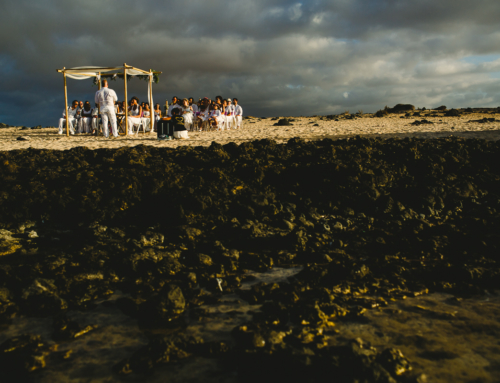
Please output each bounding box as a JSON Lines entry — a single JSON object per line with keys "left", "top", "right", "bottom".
{"left": 21, "top": 279, "right": 67, "bottom": 316}
{"left": 469, "top": 117, "right": 497, "bottom": 123}
{"left": 0, "top": 334, "right": 53, "bottom": 378}
{"left": 389, "top": 104, "right": 415, "bottom": 113}
{"left": 16, "top": 136, "right": 29, "bottom": 141}
{"left": 0, "top": 137, "right": 500, "bottom": 379}
{"left": 114, "top": 334, "right": 204, "bottom": 375}
{"left": 375, "top": 109, "right": 389, "bottom": 117}
{"left": 313, "top": 124, "right": 319, "bottom": 126}
{"left": 52, "top": 314, "right": 98, "bottom": 340}
{"left": 411, "top": 119, "right": 433, "bottom": 126}
{"left": 273, "top": 119, "right": 292, "bottom": 126}
{"left": 445, "top": 109, "right": 460, "bottom": 117}
{"left": 435, "top": 105, "right": 447, "bottom": 111}
{"left": 0, "top": 123, "right": 9, "bottom": 129}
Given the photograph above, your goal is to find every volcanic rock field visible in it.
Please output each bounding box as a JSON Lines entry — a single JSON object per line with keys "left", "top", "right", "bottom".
{"left": 0, "top": 136, "right": 499, "bottom": 382}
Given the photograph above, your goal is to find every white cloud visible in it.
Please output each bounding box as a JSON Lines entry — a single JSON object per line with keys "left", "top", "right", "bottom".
{"left": 1, "top": 0, "right": 500, "bottom": 126}
{"left": 288, "top": 3, "right": 303, "bottom": 21}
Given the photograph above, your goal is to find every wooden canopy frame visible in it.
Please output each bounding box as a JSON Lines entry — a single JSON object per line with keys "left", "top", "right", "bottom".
{"left": 56, "top": 63, "right": 162, "bottom": 137}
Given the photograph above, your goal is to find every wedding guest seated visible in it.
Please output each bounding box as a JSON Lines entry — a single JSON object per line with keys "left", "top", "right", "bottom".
{"left": 189, "top": 98, "right": 198, "bottom": 114}
{"left": 171, "top": 108, "right": 189, "bottom": 139}
{"left": 142, "top": 103, "right": 152, "bottom": 132}
{"left": 233, "top": 98, "right": 243, "bottom": 129}
{"left": 124, "top": 97, "right": 142, "bottom": 134}
{"left": 209, "top": 104, "right": 222, "bottom": 130}
{"left": 78, "top": 101, "right": 93, "bottom": 134}
{"left": 196, "top": 98, "right": 210, "bottom": 131}
{"left": 167, "top": 96, "right": 179, "bottom": 116}
{"left": 181, "top": 98, "right": 194, "bottom": 131}
{"left": 58, "top": 99, "right": 78, "bottom": 135}
{"left": 91, "top": 103, "right": 99, "bottom": 134}
{"left": 153, "top": 103, "right": 162, "bottom": 132}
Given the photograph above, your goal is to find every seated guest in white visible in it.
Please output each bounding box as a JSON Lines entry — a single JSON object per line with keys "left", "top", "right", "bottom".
{"left": 91, "top": 103, "right": 99, "bottom": 134}
{"left": 142, "top": 103, "right": 152, "bottom": 132}
{"left": 220, "top": 99, "right": 228, "bottom": 130}
{"left": 125, "top": 97, "right": 142, "bottom": 134}
{"left": 171, "top": 108, "right": 189, "bottom": 139}
{"left": 76, "top": 100, "right": 84, "bottom": 118}
{"left": 78, "top": 101, "right": 93, "bottom": 134}
{"left": 188, "top": 98, "right": 198, "bottom": 115}
{"left": 181, "top": 98, "right": 194, "bottom": 131}
{"left": 167, "top": 96, "right": 179, "bottom": 117}
{"left": 196, "top": 98, "right": 210, "bottom": 131}
{"left": 225, "top": 98, "right": 235, "bottom": 130}
{"left": 233, "top": 98, "right": 243, "bottom": 129}
{"left": 58, "top": 100, "right": 78, "bottom": 135}
{"left": 208, "top": 104, "right": 222, "bottom": 130}
{"left": 153, "top": 103, "right": 162, "bottom": 132}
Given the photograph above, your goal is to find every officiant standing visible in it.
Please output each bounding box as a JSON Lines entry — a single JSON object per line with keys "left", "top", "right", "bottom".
{"left": 94, "top": 79, "right": 118, "bottom": 138}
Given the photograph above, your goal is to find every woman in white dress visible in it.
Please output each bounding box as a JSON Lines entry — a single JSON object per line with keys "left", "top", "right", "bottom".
{"left": 196, "top": 98, "right": 210, "bottom": 131}
{"left": 208, "top": 104, "right": 223, "bottom": 131}
{"left": 124, "top": 97, "right": 142, "bottom": 134}
{"left": 78, "top": 101, "right": 93, "bottom": 134}
{"left": 180, "top": 98, "right": 194, "bottom": 131}
{"left": 153, "top": 103, "right": 162, "bottom": 132}
{"left": 142, "top": 103, "right": 152, "bottom": 132}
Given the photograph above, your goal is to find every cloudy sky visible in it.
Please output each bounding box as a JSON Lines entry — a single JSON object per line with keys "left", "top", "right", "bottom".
{"left": 1, "top": 0, "right": 500, "bottom": 127}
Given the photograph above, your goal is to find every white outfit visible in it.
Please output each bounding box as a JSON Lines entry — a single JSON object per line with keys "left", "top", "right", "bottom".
{"left": 233, "top": 105, "right": 243, "bottom": 128}
{"left": 173, "top": 130, "right": 189, "bottom": 139}
{"left": 91, "top": 107, "right": 100, "bottom": 132}
{"left": 225, "top": 105, "right": 235, "bottom": 130}
{"left": 127, "top": 106, "right": 142, "bottom": 134}
{"left": 95, "top": 87, "right": 118, "bottom": 138}
{"left": 181, "top": 106, "right": 193, "bottom": 130}
{"left": 58, "top": 107, "right": 77, "bottom": 134}
{"left": 210, "top": 110, "right": 223, "bottom": 130}
{"left": 142, "top": 111, "right": 152, "bottom": 132}
{"left": 191, "top": 104, "right": 199, "bottom": 114}
{"left": 167, "top": 104, "right": 181, "bottom": 117}
{"left": 153, "top": 110, "right": 161, "bottom": 131}
{"left": 78, "top": 108, "right": 93, "bottom": 133}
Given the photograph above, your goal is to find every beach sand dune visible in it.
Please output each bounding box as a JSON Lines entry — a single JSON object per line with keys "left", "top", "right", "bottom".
{"left": 2, "top": 112, "right": 499, "bottom": 151}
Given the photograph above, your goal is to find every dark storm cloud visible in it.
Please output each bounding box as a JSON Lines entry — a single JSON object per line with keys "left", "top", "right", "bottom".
{"left": 0, "top": 0, "right": 499, "bottom": 126}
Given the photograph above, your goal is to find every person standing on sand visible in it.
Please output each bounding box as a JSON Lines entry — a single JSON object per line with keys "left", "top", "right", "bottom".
{"left": 233, "top": 98, "right": 243, "bottom": 129}
{"left": 94, "top": 79, "right": 118, "bottom": 138}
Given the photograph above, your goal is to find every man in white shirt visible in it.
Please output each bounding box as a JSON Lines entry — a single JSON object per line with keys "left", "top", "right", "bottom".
{"left": 225, "top": 98, "right": 235, "bottom": 130}
{"left": 94, "top": 80, "right": 118, "bottom": 138}
{"left": 189, "top": 97, "right": 199, "bottom": 114}
{"left": 58, "top": 99, "right": 78, "bottom": 135}
{"left": 167, "top": 96, "right": 179, "bottom": 117}
{"left": 233, "top": 98, "right": 243, "bottom": 129}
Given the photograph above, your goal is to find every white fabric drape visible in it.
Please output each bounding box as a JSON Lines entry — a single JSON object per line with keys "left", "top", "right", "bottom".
{"left": 64, "top": 66, "right": 150, "bottom": 80}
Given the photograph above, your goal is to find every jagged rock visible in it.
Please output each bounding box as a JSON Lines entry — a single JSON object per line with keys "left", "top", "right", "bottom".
{"left": 273, "top": 119, "right": 292, "bottom": 126}
{"left": 0, "top": 229, "right": 21, "bottom": 256}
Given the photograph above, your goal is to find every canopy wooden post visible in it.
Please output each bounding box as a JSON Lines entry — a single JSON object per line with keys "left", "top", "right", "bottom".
{"left": 149, "top": 69, "right": 154, "bottom": 133}
{"left": 64, "top": 72, "right": 69, "bottom": 137}
{"left": 124, "top": 63, "right": 128, "bottom": 136}
{"left": 97, "top": 73, "right": 101, "bottom": 136}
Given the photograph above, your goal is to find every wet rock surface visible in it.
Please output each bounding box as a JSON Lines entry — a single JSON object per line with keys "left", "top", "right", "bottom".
{"left": 0, "top": 137, "right": 499, "bottom": 381}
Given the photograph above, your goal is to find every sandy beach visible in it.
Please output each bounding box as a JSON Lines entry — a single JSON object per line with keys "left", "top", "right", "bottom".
{"left": 2, "top": 112, "right": 499, "bottom": 151}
